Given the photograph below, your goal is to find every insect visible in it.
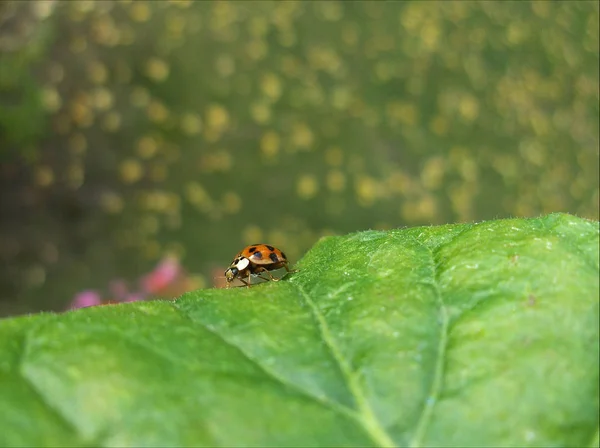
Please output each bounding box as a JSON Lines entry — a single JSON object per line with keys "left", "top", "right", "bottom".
{"left": 224, "top": 244, "right": 292, "bottom": 288}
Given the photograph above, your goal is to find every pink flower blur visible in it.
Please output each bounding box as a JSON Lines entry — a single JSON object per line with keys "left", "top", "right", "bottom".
{"left": 70, "top": 290, "right": 102, "bottom": 309}
{"left": 140, "top": 257, "right": 182, "bottom": 294}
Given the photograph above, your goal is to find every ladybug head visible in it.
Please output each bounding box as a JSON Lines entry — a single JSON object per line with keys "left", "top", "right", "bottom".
{"left": 224, "top": 266, "right": 238, "bottom": 283}
{"left": 224, "top": 257, "right": 250, "bottom": 284}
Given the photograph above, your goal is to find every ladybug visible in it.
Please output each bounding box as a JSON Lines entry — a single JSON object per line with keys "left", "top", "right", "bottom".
{"left": 224, "top": 244, "right": 292, "bottom": 288}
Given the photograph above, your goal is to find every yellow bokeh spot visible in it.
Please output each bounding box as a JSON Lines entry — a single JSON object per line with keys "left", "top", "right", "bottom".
{"left": 250, "top": 101, "right": 271, "bottom": 124}
{"left": 149, "top": 164, "right": 168, "bottom": 182}
{"left": 141, "top": 215, "right": 160, "bottom": 235}
{"left": 145, "top": 57, "right": 170, "bottom": 83}
{"left": 166, "top": 13, "right": 186, "bottom": 37}
{"left": 387, "top": 171, "right": 413, "bottom": 195}
{"left": 91, "top": 88, "right": 114, "bottom": 111}
{"left": 69, "top": 36, "right": 87, "bottom": 53}
{"left": 130, "top": 87, "right": 150, "bottom": 108}
{"left": 278, "top": 31, "right": 297, "bottom": 48}
{"left": 69, "top": 93, "right": 92, "bottom": 126}
{"left": 291, "top": 123, "right": 314, "bottom": 150}
{"left": 248, "top": 16, "right": 268, "bottom": 38}
{"left": 246, "top": 40, "right": 268, "bottom": 61}
{"left": 206, "top": 104, "right": 230, "bottom": 132}
{"left": 356, "top": 175, "right": 385, "bottom": 206}
{"left": 331, "top": 87, "right": 351, "bottom": 110}
{"left": 92, "top": 15, "right": 119, "bottom": 47}
{"left": 32, "top": 0, "right": 56, "bottom": 19}
{"left": 530, "top": 112, "right": 550, "bottom": 136}
{"left": 243, "top": 225, "right": 263, "bottom": 245}
{"left": 326, "top": 170, "right": 346, "bottom": 192}
{"left": 136, "top": 136, "right": 159, "bottom": 159}
{"left": 185, "top": 182, "right": 213, "bottom": 211}
{"left": 458, "top": 158, "right": 478, "bottom": 182}
{"left": 325, "top": 146, "right": 343, "bottom": 166}
{"left": 41, "top": 88, "right": 61, "bottom": 112}
{"left": 144, "top": 191, "right": 176, "bottom": 213}
{"left": 35, "top": 166, "right": 54, "bottom": 187}
{"left": 261, "top": 73, "right": 282, "bottom": 101}
{"left": 400, "top": 201, "right": 420, "bottom": 223}
{"left": 318, "top": 1, "right": 343, "bottom": 21}
{"left": 200, "top": 150, "right": 232, "bottom": 173}
{"left": 341, "top": 23, "right": 359, "bottom": 46}
{"left": 100, "top": 191, "right": 124, "bottom": 214}
{"left": 260, "top": 131, "right": 280, "bottom": 159}
{"left": 222, "top": 192, "right": 242, "bottom": 214}
{"left": 429, "top": 115, "right": 449, "bottom": 136}
{"left": 68, "top": 133, "right": 87, "bottom": 155}
{"left": 386, "top": 101, "right": 418, "bottom": 126}
{"left": 296, "top": 174, "right": 319, "bottom": 200}
{"left": 180, "top": 113, "right": 203, "bottom": 135}
{"left": 416, "top": 194, "right": 438, "bottom": 221}
{"left": 458, "top": 95, "right": 479, "bottom": 122}
{"left": 531, "top": 1, "right": 550, "bottom": 18}
{"left": 147, "top": 100, "right": 170, "bottom": 123}
{"left": 420, "top": 22, "right": 440, "bottom": 52}
{"left": 119, "top": 159, "right": 143, "bottom": 184}
{"left": 215, "top": 54, "right": 235, "bottom": 77}
{"left": 102, "top": 111, "right": 121, "bottom": 132}
{"left": 420, "top": 156, "right": 445, "bottom": 190}
{"left": 506, "top": 22, "right": 529, "bottom": 46}
{"left": 129, "top": 2, "right": 151, "bottom": 22}
{"left": 449, "top": 184, "right": 475, "bottom": 222}
{"left": 519, "top": 140, "right": 546, "bottom": 167}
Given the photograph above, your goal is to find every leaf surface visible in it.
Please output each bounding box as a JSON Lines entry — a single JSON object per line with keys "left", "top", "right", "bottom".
{"left": 0, "top": 213, "right": 598, "bottom": 447}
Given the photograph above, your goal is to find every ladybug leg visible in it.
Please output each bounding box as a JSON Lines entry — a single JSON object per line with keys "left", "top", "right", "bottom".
{"left": 283, "top": 261, "right": 299, "bottom": 275}
{"left": 254, "top": 267, "right": 279, "bottom": 282}
{"left": 237, "top": 277, "right": 250, "bottom": 287}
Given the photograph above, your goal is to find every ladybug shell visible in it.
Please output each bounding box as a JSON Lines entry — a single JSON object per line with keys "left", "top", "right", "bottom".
{"left": 237, "top": 244, "right": 287, "bottom": 266}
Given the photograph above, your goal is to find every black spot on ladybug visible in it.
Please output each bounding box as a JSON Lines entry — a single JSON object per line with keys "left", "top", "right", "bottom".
{"left": 269, "top": 252, "right": 279, "bottom": 263}
{"left": 281, "top": 251, "right": 287, "bottom": 259}
{"left": 248, "top": 246, "right": 257, "bottom": 253}
{"left": 266, "top": 245, "right": 275, "bottom": 251}
{"left": 253, "top": 251, "right": 263, "bottom": 259}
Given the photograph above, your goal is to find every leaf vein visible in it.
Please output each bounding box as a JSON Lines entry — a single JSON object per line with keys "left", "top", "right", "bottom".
{"left": 407, "top": 226, "right": 472, "bottom": 447}
{"left": 170, "top": 303, "right": 360, "bottom": 424}
{"left": 296, "top": 284, "right": 396, "bottom": 448}
{"left": 18, "top": 331, "right": 94, "bottom": 446}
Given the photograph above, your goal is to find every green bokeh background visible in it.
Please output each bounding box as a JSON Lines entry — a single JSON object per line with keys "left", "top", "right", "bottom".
{"left": 0, "top": 0, "right": 598, "bottom": 317}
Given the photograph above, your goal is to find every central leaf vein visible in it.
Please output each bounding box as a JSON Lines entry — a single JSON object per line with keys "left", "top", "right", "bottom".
{"left": 408, "top": 238, "right": 450, "bottom": 448}
{"left": 170, "top": 303, "right": 359, "bottom": 423}
{"left": 296, "top": 284, "right": 396, "bottom": 448}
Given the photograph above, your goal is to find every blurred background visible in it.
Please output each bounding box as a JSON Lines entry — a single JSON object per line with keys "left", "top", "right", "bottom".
{"left": 0, "top": 0, "right": 598, "bottom": 317}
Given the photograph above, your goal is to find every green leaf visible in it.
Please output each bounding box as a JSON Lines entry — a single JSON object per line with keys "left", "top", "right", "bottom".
{"left": 0, "top": 213, "right": 598, "bottom": 447}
